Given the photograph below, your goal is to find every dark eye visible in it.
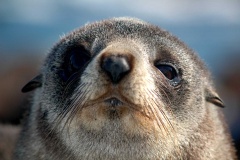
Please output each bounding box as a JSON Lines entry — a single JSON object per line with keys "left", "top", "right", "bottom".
{"left": 156, "top": 64, "right": 177, "bottom": 80}
{"left": 58, "top": 46, "right": 91, "bottom": 82}
{"left": 69, "top": 48, "right": 90, "bottom": 72}
{"left": 155, "top": 64, "right": 181, "bottom": 86}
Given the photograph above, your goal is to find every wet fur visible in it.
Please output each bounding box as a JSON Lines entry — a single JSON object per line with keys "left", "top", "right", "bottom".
{"left": 14, "top": 17, "right": 236, "bottom": 159}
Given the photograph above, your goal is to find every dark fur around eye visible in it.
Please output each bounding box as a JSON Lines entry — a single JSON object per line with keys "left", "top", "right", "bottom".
{"left": 58, "top": 46, "right": 91, "bottom": 82}
{"left": 155, "top": 64, "right": 181, "bottom": 87}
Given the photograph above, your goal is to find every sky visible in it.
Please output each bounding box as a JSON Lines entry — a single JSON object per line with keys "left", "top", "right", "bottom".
{"left": 1, "top": 0, "right": 240, "bottom": 24}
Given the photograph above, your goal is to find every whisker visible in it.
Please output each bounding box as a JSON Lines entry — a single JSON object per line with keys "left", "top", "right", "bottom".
{"left": 64, "top": 89, "right": 91, "bottom": 135}
{"left": 45, "top": 74, "right": 89, "bottom": 140}
{"left": 147, "top": 88, "right": 181, "bottom": 157}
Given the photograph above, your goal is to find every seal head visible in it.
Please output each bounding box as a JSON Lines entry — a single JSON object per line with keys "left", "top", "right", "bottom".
{"left": 17, "top": 17, "right": 236, "bottom": 159}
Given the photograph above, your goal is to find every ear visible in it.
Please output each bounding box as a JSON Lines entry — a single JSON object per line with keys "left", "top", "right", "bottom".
{"left": 22, "top": 74, "right": 43, "bottom": 93}
{"left": 205, "top": 88, "right": 224, "bottom": 108}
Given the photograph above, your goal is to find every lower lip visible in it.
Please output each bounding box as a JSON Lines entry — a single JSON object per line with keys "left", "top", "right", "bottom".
{"left": 104, "top": 97, "right": 124, "bottom": 107}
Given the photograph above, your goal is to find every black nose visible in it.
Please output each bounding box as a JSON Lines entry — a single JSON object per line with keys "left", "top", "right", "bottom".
{"left": 101, "top": 55, "right": 130, "bottom": 83}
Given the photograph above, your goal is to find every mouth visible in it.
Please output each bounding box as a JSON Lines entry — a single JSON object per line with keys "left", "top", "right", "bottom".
{"left": 83, "top": 97, "right": 128, "bottom": 120}
{"left": 104, "top": 97, "right": 124, "bottom": 107}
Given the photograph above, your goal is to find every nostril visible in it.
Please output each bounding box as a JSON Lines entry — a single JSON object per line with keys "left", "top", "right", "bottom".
{"left": 101, "top": 55, "right": 130, "bottom": 83}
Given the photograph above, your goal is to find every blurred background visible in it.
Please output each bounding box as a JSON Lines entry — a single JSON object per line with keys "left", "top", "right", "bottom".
{"left": 0, "top": 0, "right": 240, "bottom": 159}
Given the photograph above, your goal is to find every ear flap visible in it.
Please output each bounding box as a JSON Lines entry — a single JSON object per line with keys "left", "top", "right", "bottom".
{"left": 22, "top": 74, "right": 43, "bottom": 93}
{"left": 205, "top": 88, "right": 224, "bottom": 108}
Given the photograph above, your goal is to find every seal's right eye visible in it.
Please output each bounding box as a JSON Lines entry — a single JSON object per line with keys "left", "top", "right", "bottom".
{"left": 155, "top": 64, "right": 181, "bottom": 87}
{"left": 156, "top": 64, "right": 177, "bottom": 80}
{"left": 58, "top": 46, "right": 91, "bottom": 82}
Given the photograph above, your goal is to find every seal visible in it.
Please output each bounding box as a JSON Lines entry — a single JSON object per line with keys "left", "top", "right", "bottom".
{"left": 14, "top": 17, "right": 237, "bottom": 159}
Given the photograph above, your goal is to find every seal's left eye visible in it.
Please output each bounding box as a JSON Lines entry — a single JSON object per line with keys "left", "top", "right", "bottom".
{"left": 69, "top": 48, "right": 90, "bottom": 72}
{"left": 58, "top": 46, "right": 91, "bottom": 82}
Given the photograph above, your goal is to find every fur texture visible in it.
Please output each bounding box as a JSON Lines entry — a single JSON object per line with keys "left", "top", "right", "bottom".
{"left": 14, "top": 17, "right": 236, "bottom": 159}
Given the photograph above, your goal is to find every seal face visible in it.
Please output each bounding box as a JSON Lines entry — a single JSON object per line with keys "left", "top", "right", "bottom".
{"left": 15, "top": 17, "right": 236, "bottom": 159}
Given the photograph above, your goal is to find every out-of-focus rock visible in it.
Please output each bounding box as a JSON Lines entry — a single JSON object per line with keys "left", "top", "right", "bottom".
{"left": 0, "top": 124, "right": 21, "bottom": 160}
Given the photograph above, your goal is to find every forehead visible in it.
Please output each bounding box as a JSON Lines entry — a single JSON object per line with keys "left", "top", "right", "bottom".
{"left": 53, "top": 18, "right": 188, "bottom": 56}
